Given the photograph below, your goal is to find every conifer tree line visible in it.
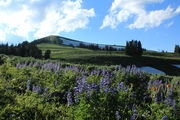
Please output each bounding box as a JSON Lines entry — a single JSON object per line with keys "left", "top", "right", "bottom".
{"left": 125, "top": 40, "right": 143, "bottom": 56}
{"left": 0, "top": 41, "right": 46, "bottom": 59}
{"left": 174, "top": 45, "right": 180, "bottom": 53}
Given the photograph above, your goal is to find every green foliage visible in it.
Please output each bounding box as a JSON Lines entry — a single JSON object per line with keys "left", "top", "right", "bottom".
{"left": 0, "top": 55, "right": 179, "bottom": 120}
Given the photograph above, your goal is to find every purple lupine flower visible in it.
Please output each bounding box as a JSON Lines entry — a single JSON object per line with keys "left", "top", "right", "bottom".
{"left": 114, "top": 65, "right": 121, "bottom": 71}
{"left": 161, "top": 115, "right": 168, "bottom": 120}
{"left": 100, "top": 77, "right": 110, "bottom": 92}
{"left": 54, "top": 80, "right": 58, "bottom": 87}
{"left": 16, "top": 63, "right": 20, "bottom": 68}
{"left": 90, "top": 83, "right": 100, "bottom": 93}
{"left": 32, "top": 85, "right": 41, "bottom": 94}
{"left": 168, "top": 88, "right": 173, "bottom": 97}
{"left": 44, "top": 88, "right": 49, "bottom": 93}
{"left": 165, "top": 88, "right": 176, "bottom": 107}
{"left": 124, "top": 86, "right": 129, "bottom": 92}
{"left": 109, "top": 87, "right": 117, "bottom": 94}
{"left": 117, "top": 82, "right": 129, "bottom": 92}
{"left": 160, "top": 92, "right": 165, "bottom": 101}
{"left": 165, "top": 97, "right": 175, "bottom": 107}
{"left": 74, "top": 87, "right": 80, "bottom": 103}
{"left": 126, "top": 65, "right": 131, "bottom": 72}
{"left": 28, "top": 62, "right": 33, "bottom": 66}
{"left": 115, "top": 111, "right": 121, "bottom": 120}
{"left": 132, "top": 104, "right": 137, "bottom": 114}
{"left": 172, "top": 99, "right": 176, "bottom": 110}
{"left": 155, "top": 94, "right": 160, "bottom": 103}
{"left": 132, "top": 92, "right": 137, "bottom": 99}
{"left": 67, "top": 92, "right": 73, "bottom": 106}
{"left": 130, "top": 113, "right": 138, "bottom": 120}
{"left": 104, "top": 88, "right": 109, "bottom": 93}
{"left": 131, "top": 104, "right": 138, "bottom": 120}
{"left": 33, "top": 62, "right": 39, "bottom": 67}
{"left": 101, "top": 69, "right": 107, "bottom": 76}
{"left": 76, "top": 76, "right": 87, "bottom": 93}
{"left": 100, "top": 77, "right": 110, "bottom": 88}
{"left": 90, "top": 70, "right": 96, "bottom": 75}
{"left": 26, "top": 80, "right": 31, "bottom": 90}
{"left": 117, "top": 82, "right": 124, "bottom": 90}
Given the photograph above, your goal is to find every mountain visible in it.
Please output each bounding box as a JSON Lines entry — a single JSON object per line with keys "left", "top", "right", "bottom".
{"left": 32, "top": 35, "right": 125, "bottom": 50}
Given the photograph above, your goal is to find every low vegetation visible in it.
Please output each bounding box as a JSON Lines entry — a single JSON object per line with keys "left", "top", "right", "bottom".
{"left": 0, "top": 55, "right": 179, "bottom": 120}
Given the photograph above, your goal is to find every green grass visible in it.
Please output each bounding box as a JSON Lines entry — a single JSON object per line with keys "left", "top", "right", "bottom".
{"left": 37, "top": 43, "right": 180, "bottom": 76}
{"left": 37, "top": 43, "right": 125, "bottom": 59}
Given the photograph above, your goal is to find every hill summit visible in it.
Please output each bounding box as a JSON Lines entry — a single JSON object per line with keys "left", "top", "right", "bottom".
{"left": 32, "top": 35, "right": 125, "bottom": 50}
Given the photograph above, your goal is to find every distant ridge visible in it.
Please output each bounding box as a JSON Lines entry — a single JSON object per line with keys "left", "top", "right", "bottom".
{"left": 32, "top": 35, "right": 125, "bottom": 50}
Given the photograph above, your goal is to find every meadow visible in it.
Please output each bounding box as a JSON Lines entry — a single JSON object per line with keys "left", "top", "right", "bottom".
{"left": 0, "top": 41, "right": 180, "bottom": 120}
{"left": 0, "top": 54, "right": 180, "bottom": 120}
{"left": 37, "top": 43, "right": 180, "bottom": 76}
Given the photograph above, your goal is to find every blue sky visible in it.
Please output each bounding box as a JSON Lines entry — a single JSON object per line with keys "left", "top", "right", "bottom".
{"left": 0, "top": 0, "right": 180, "bottom": 52}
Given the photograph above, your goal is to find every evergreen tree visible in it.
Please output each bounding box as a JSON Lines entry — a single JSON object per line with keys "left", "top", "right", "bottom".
{"left": 125, "top": 40, "right": 143, "bottom": 56}
{"left": 174, "top": 45, "right": 180, "bottom": 53}
{"left": 138, "top": 41, "right": 143, "bottom": 56}
{"left": 0, "top": 41, "right": 42, "bottom": 58}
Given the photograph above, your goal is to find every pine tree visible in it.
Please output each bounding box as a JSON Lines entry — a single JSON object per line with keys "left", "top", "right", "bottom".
{"left": 174, "top": 45, "right": 180, "bottom": 53}
{"left": 138, "top": 41, "right": 143, "bottom": 56}
{"left": 125, "top": 40, "right": 143, "bottom": 56}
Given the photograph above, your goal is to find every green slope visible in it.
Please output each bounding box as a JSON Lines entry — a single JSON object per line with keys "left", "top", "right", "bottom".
{"left": 37, "top": 43, "right": 180, "bottom": 76}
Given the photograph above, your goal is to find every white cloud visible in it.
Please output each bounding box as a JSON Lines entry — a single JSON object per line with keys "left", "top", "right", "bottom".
{"left": 101, "top": 0, "right": 180, "bottom": 29}
{"left": 0, "top": 0, "right": 12, "bottom": 6}
{"left": 34, "top": 0, "right": 95, "bottom": 38}
{"left": 175, "top": 6, "right": 180, "bottom": 13}
{"left": 0, "top": 0, "right": 95, "bottom": 41}
{"left": 0, "top": 29, "right": 6, "bottom": 42}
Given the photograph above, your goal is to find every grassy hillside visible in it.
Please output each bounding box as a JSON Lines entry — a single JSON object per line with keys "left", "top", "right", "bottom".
{"left": 37, "top": 43, "right": 180, "bottom": 76}
{"left": 37, "top": 43, "right": 125, "bottom": 59}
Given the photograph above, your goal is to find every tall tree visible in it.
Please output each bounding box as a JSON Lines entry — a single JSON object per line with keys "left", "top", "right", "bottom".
{"left": 137, "top": 41, "right": 143, "bottom": 56}
{"left": 174, "top": 45, "right": 180, "bottom": 53}
{"left": 125, "top": 40, "right": 143, "bottom": 56}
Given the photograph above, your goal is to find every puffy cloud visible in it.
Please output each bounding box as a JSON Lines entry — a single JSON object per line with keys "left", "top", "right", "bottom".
{"left": 34, "top": 0, "right": 95, "bottom": 37}
{"left": 0, "top": 0, "right": 12, "bottom": 6}
{"left": 100, "top": 0, "right": 180, "bottom": 29}
{"left": 0, "top": 0, "right": 95, "bottom": 41}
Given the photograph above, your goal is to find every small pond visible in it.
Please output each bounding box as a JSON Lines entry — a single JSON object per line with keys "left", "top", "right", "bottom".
{"left": 139, "top": 66, "right": 165, "bottom": 74}
{"left": 172, "top": 64, "right": 180, "bottom": 68}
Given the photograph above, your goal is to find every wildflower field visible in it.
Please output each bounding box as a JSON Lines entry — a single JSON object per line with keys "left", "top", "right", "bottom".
{"left": 0, "top": 55, "right": 179, "bottom": 120}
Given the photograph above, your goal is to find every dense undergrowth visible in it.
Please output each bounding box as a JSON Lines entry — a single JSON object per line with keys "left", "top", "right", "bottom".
{"left": 0, "top": 55, "right": 179, "bottom": 120}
